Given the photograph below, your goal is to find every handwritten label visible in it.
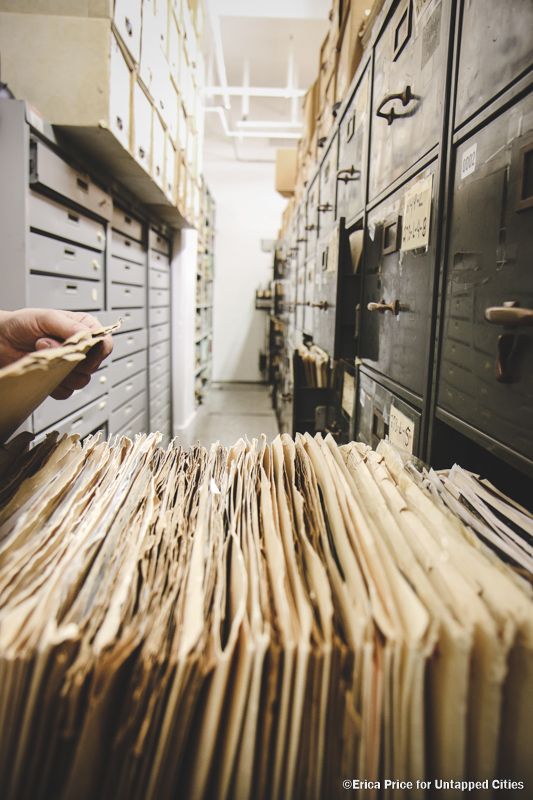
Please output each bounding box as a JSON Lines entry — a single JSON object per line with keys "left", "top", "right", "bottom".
{"left": 401, "top": 174, "right": 433, "bottom": 251}
{"left": 389, "top": 404, "right": 415, "bottom": 454}
{"left": 342, "top": 373, "right": 355, "bottom": 417}
{"left": 460, "top": 143, "right": 477, "bottom": 180}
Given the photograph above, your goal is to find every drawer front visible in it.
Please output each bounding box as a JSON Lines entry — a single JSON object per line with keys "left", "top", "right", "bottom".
{"left": 150, "top": 370, "right": 170, "bottom": 399}
{"left": 149, "top": 267, "right": 170, "bottom": 289}
{"left": 355, "top": 370, "right": 421, "bottom": 456}
{"left": 303, "top": 258, "right": 316, "bottom": 335}
{"left": 111, "top": 231, "right": 146, "bottom": 264}
{"left": 149, "top": 355, "right": 170, "bottom": 382}
{"left": 33, "top": 366, "right": 109, "bottom": 432}
{"left": 455, "top": 0, "right": 533, "bottom": 129}
{"left": 152, "top": 111, "right": 166, "bottom": 189}
{"left": 110, "top": 370, "right": 147, "bottom": 411}
{"left": 111, "top": 349, "right": 147, "bottom": 386}
{"left": 109, "top": 34, "right": 131, "bottom": 150}
{"left": 438, "top": 96, "right": 533, "bottom": 462}
{"left": 151, "top": 404, "right": 171, "bottom": 436}
{"left": 318, "top": 133, "right": 338, "bottom": 243}
{"left": 149, "top": 305, "right": 170, "bottom": 326}
{"left": 30, "top": 139, "right": 112, "bottom": 220}
{"left": 39, "top": 395, "right": 109, "bottom": 440}
{"left": 149, "top": 287, "right": 170, "bottom": 307}
{"left": 110, "top": 391, "right": 148, "bottom": 433}
{"left": 150, "top": 385, "right": 171, "bottom": 417}
{"left": 149, "top": 339, "right": 170, "bottom": 364}
{"left": 360, "top": 161, "right": 438, "bottom": 397}
{"left": 132, "top": 81, "right": 152, "bottom": 172}
{"left": 29, "top": 192, "right": 106, "bottom": 251}
{"left": 149, "top": 228, "right": 170, "bottom": 255}
{"left": 149, "top": 249, "right": 170, "bottom": 270}
{"left": 113, "top": 0, "right": 142, "bottom": 63}
{"left": 115, "top": 409, "right": 148, "bottom": 440}
{"left": 111, "top": 205, "right": 143, "bottom": 242}
{"left": 337, "top": 65, "right": 370, "bottom": 223}
{"left": 306, "top": 173, "right": 320, "bottom": 262}
{"left": 28, "top": 232, "right": 103, "bottom": 281}
{"left": 112, "top": 329, "right": 148, "bottom": 360}
{"left": 295, "top": 264, "right": 306, "bottom": 332}
{"left": 98, "top": 308, "right": 145, "bottom": 332}
{"left": 109, "top": 282, "right": 146, "bottom": 309}
{"left": 149, "top": 323, "right": 170, "bottom": 346}
{"left": 313, "top": 226, "right": 341, "bottom": 356}
{"left": 369, "top": 0, "right": 450, "bottom": 201}
{"left": 109, "top": 256, "right": 146, "bottom": 287}
{"left": 28, "top": 274, "right": 103, "bottom": 311}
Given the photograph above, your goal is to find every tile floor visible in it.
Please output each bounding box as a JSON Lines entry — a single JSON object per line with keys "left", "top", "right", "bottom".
{"left": 179, "top": 382, "right": 279, "bottom": 448}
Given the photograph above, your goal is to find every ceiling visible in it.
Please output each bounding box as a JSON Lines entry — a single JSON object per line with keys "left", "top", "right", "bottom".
{"left": 202, "top": 0, "right": 330, "bottom": 163}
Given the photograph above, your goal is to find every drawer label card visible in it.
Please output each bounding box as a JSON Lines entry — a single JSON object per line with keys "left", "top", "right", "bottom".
{"left": 401, "top": 174, "right": 433, "bottom": 252}
{"left": 460, "top": 143, "right": 477, "bottom": 180}
{"left": 389, "top": 404, "right": 415, "bottom": 454}
{"left": 342, "top": 373, "right": 355, "bottom": 417}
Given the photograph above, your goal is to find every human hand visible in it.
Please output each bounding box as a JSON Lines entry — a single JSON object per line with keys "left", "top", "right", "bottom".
{"left": 0, "top": 308, "right": 113, "bottom": 399}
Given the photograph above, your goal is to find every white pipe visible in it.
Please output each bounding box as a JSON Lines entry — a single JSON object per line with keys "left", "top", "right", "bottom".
{"left": 204, "top": 86, "right": 306, "bottom": 98}
{"left": 205, "top": 107, "right": 300, "bottom": 139}
{"left": 236, "top": 120, "right": 303, "bottom": 129}
{"left": 241, "top": 59, "right": 250, "bottom": 119}
{"left": 206, "top": 0, "right": 231, "bottom": 110}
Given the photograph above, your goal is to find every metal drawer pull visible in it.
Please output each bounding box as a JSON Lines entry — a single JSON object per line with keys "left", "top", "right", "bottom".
{"left": 64, "top": 247, "right": 76, "bottom": 257}
{"left": 116, "top": 116, "right": 123, "bottom": 130}
{"left": 98, "top": 400, "right": 107, "bottom": 410}
{"left": 376, "top": 85, "right": 414, "bottom": 125}
{"left": 317, "top": 203, "right": 332, "bottom": 213}
{"left": 305, "top": 223, "right": 316, "bottom": 231}
{"left": 91, "top": 259, "right": 100, "bottom": 271}
{"left": 367, "top": 300, "right": 399, "bottom": 315}
{"left": 65, "top": 284, "right": 78, "bottom": 293}
{"left": 99, "top": 375, "right": 107, "bottom": 384}
{"left": 139, "top": 146, "right": 146, "bottom": 159}
{"left": 308, "top": 300, "right": 329, "bottom": 310}
{"left": 484, "top": 304, "right": 533, "bottom": 327}
{"left": 337, "top": 165, "right": 361, "bottom": 183}
{"left": 76, "top": 177, "right": 89, "bottom": 192}
{"left": 67, "top": 212, "right": 79, "bottom": 223}
{"left": 125, "top": 16, "right": 133, "bottom": 36}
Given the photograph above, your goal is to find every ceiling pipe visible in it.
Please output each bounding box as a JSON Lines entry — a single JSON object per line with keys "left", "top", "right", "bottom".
{"left": 205, "top": 106, "right": 300, "bottom": 138}
{"left": 206, "top": 0, "right": 231, "bottom": 110}
{"left": 204, "top": 86, "right": 306, "bottom": 98}
{"left": 236, "top": 120, "right": 303, "bottom": 129}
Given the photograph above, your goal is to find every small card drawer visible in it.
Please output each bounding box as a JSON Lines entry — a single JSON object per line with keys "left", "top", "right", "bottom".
{"left": 110, "top": 391, "right": 147, "bottom": 433}
{"left": 28, "top": 274, "right": 103, "bottom": 311}
{"left": 112, "top": 329, "right": 148, "bottom": 361}
{"left": 149, "top": 228, "right": 170, "bottom": 255}
{"left": 149, "top": 339, "right": 170, "bottom": 364}
{"left": 110, "top": 370, "right": 147, "bottom": 411}
{"left": 111, "top": 205, "right": 144, "bottom": 241}
{"left": 149, "top": 323, "right": 170, "bottom": 346}
{"left": 39, "top": 395, "right": 109, "bottom": 440}
{"left": 151, "top": 404, "right": 171, "bottom": 436}
{"left": 149, "top": 306, "right": 170, "bottom": 326}
{"left": 29, "top": 191, "right": 106, "bottom": 251}
{"left": 149, "top": 249, "right": 170, "bottom": 270}
{"left": 28, "top": 232, "right": 103, "bottom": 281}
{"left": 111, "top": 349, "right": 147, "bottom": 386}
{"left": 149, "top": 355, "right": 169, "bottom": 382}
{"left": 149, "top": 267, "right": 170, "bottom": 289}
{"left": 150, "top": 385, "right": 171, "bottom": 416}
{"left": 150, "top": 371, "right": 170, "bottom": 399}
{"left": 114, "top": 410, "right": 148, "bottom": 440}
{"left": 33, "top": 366, "right": 109, "bottom": 432}
{"left": 109, "top": 256, "right": 146, "bottom": 287}
{"left": 149, "top": 287, "right": 170, "bottom": 307}
{"left": 111, "top": 231, "right": 146, "bottom": 264}
{"left": 109, "top": 282, "right": 146, "bottom": 309}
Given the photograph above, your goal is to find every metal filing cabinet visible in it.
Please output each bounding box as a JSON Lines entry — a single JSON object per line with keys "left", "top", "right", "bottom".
{"left": 437, "top": 94, "right": 533, "bottom": 472}
{"left": 148, "top": 228, "right": 172, "bottom": 440}
{"left": 356, "top": 368, "right": 422, "bottom": 456}
{"left": 295, "top": 204, "right": 307, "bottom": 332}
{"left": 337, "top": 63, "right": 370, "bottom": 225}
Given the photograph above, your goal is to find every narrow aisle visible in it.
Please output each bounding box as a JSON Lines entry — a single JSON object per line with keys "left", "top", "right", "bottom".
{"left": 182, "top": 383, "right": 279, "bottom": 447}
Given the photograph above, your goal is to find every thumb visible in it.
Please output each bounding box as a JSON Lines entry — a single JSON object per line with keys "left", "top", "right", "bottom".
{"left": 35, "top": 337, "right": 62, "bottom": 350}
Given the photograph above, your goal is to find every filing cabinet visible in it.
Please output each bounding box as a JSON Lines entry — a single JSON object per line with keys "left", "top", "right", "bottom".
{"left": 148, "top": 227, "right": 172, "bottom": 438}
{"left": 34, "top": 366, "right": 109, "bottom": 433}
{"left": 39, "top": 395, "right": 110, "bottom": 443}
{"left": 27, "top": 232, "right": 104, "bottom": 282}
{"left": 438, "top": 95, "right": 533, "bottom": 472}
{"left": 302, "top": 258, "right": 316, "bottom": 336}
{"left": 337, "top": 64, "right": 370, "bottom": 224}
{"left": 111, "top": 371, "right": 148, "bottom": 412}
{"left": 305, "top": 173, "right": 320, "bottom": 263}
{"left": 28, "top": 273, "right": 103, "bottom": 311}
{"left": 29, "top": 192, "right": 106, "bottom": 251}
{"left": 369, "top": 0, "right": 450, "bottom": 201}
{"left": 313, "top": 224, "right": 341, "bottom": 356}
{"left": 356, "top": 368, "right": 422, "bottom": 456}
{"left": 317, "top": 132, "right": 338, "bottom": 243}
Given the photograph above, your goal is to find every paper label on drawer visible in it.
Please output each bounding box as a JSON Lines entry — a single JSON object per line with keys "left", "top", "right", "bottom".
{"left": 389, "top": 404, "right": 415, "bottom": 454}
{"left": 460, "top": 143, "right": 477, "bottom": 179}
{"left": 401, "top": 174, "right": 433, "bottom": 252}
{"left": 342, "top": 373, "right": 355, "bottom": 417}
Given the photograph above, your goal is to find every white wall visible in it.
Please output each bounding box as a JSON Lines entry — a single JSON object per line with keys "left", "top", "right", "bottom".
{"left": 171, "top": 227, "right": 198, "bottom": 431}
{"left": 203, "top": 155, "right": 286, "bottom": 382}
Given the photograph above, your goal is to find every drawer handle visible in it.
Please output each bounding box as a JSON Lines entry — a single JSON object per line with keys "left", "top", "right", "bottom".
{"left": 68, "top": 212, "right": 80, "bottom": 223}
{"left": 92, "top": 259, "right": 100, "bottom": 271}
{"left": 127, "top": 336, "right": 134, "bottom": 343}
{"left": 124, "top": 215, "right": 132, "bottom": 224}
{"left": 124, "top": 288, "right": 131, "bottom": 294}
{"left": 305, "top": 223, "right": 316, "bottom": 231}
{"left": 337, "top": 166, "right": 361, "bottom": 183}
{"left": 376, "top": 85, "right": 415, "bottom": 126}
{"left": 71, "top": 416, "right": 83, "bottom": 429}
{"left": 124, "top": 264, "right": 131, "bottom": 270}
{"left": 64, "top": 247, "right": 76, "bottom": 257}
{"left": 127, "top": 360, "right": 133, "bottom": 367}
{"left": 99, "top": 375, "right": 107, "bottom": 384}
{"left": 125, "top": 16, "right": 133, "bottom": 36}
{"left": 484, "top": 304, "right": 533, "bottom": 327}
{"left": 139, "top": 146, "right": 146, "bottom": 159}
{"left": 124, "top": 238, "right": 131, "bottom": 247}
{"left": 76, "top": 177, "right": 89, "bottom": 192}
{"left": 65, "top": 284, "right": 78, "bottom": 293}
{"left": 317, "top": 203, "right": 332, "bottom": 213}
{"left": 116, "top": 115, "right": 124, "bottom": 130}
{"left": 367, "top": 299, "right": 399, "bottom": 315}
{"left": 98, "top": 400, "right": 107, "bottom": 410}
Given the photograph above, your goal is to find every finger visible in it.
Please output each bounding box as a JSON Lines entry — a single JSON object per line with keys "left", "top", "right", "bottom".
{"left": 50, "top": 385, "right": 74, "bottom": 400}
{"left": 63, "top": 311, "right": 103, "bottom": 332}
{"left": 58, "top": 372, "right": 92, "bottom": 392}
{"left": 38, "top": 309, "right": 91, "bottom": 341}
{"left": 35, "top": 337, "right": 63, "bottom": 350}
{"left": 82, "top": 339, "right": 113, "bottom": 373}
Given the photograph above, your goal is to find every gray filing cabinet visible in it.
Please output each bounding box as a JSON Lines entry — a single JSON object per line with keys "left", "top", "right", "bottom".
{"left": 0, "top": 99, "right": 173, "bottom": 444}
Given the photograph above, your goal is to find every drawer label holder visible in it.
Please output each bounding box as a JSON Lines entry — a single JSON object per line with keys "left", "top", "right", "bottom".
{"left": 401, "top": 173, "right": 433, "bottom": 252}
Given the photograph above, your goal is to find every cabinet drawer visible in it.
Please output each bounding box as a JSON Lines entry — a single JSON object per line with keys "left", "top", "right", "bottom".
{"left": 149, "top": 339, "right": 170, "bottom": 364}
{"left": 150, "top": 385, "right": 171, "bottom": 417}
{"left": 149, "top": 355, "right": 170, "bottom": 382}
{"left": 112, "top": 329, "right": 148, "bottom": 361}
{"left": 113, "top": 0, "right": 142, "bottom": 63}
{"left": 110, "top": 370, "right": 147, "bottom": 411}
{"left": 149, "top": 267, "right": 170, "bottom": 289}
{"left": 150, "top": 370, "right": 170, "bottom": 398}
{"left": 151, "top": 404, "right": 171, "bottom": 436}
{"left": 305, "top": 173, "right": 320, "bottom": 262}
{"left": 111, "top": 205, "right": 143, "bottom": 242}
{"left": 30, "top": 138, "right": 112, "bottom": 220}
{"left": 109, "top": 282, "right": 146, "bottom": 309}
{"left": 109, "top": 256, "right": 146, "bottom": 287}
{"left": 337, "top": 64, "right": 370, "bottom": 223}
{"left": 33, "top": 367, "right": 109, "bottom": 432}
{"left": 318, "top": 133, "right": 338, "bottom": 243}
{"left": 115, "top": 409, "right": 148, "bottom": 440}
{"left": 149, "top": 323, "right": 170, "bottom": 346}
{"left": 165, "top": 135, "right": 177, "bottom": 202}
{"left": 111, "top": 349, "right": 147, "bottom": 386}
{"left": 149, "top": 228, "right": 170, "bottom": 254}
{"left": 360, "top": 161, "right": 438, "bottom": 397}
{"left": 29, "top": 192, "right": 106, "bottom": 251}
{"left": 39, "top": 395, "right": 109, "bottom": 441}
{"left": 369, "top": 0, "right": 450, "bottom": 200}
{"left": 438, "top": 96, "right": 533, "bottom": 464}
{"left": 149, "top": 306, "right": 170, "bottom": 326}
{"left": 149, "top": 249, "right": 170, "bottom": 270}
{"left": 110, "top": 391, "right": 147, "bottom": 433}
{"left": 149, "top": 287, "right": 170, "bottom": 307}
{"left": 28, "top": 232, "right": 103, "bottom": 281}
{"left": 28, "top": 274, "right": 103, "bottom": 311}
{"left": 455, "top": 0, "right": 533, "bottom": 129}
{"left": 111, "top": 231, "right": 146, "bottom": 264}
{"left": 355, "top": 370, "right": 421, "bottom": 456}
{"left": 109, "top": 33, "right": 131, "bottom": 150}
{"left": 132, "top": 80, "right": 152, "bottom": 172}
{"left": 98, "top": 308, "right": 145, "bottom": 333}
{"left": 152, "top": 111, "right": 165, "bottom": 190}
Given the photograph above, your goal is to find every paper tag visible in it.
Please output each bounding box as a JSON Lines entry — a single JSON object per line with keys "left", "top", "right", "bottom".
{"left": 389, "top": 405, "right": 415, "bottom": 454}
{"left": 401, "top": 174, "right": 433, "bottom": 252}
{"left": 342, "top": 373, "right": 355, "bottom": 417}
{"left": 460, "top": 143, "right": 477, "bottom": 179}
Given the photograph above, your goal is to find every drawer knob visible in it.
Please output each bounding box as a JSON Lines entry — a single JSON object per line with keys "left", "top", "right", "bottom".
{"left": 376, "top": 85, "right": 415, "bottom": 126}
{"left": 367, "top": 299, "right": 399, "bottom": 315}
{"left": 116, "top": 115, "right": 123, "bottom": 130}
{"left": 317, "top": 203, "right": 332, "bottom": 213}
{"left": 139, "top": 146, "right": 146, "bottom": 159}
{"left": 484, "top": 303, "right": 533, "bottom": 327}
{"left": 92, "top": 259, "right": 100, "bottom": 271}
{"left": 98, "top": 401, "right": 107, "bottom": 410}
{"left": 337, "top": 165, "right": 361, "bottom": 183}
{"left": 99, "top": 375, "right": 107, "bottom": 384}
{"left": 125, "top": 16, "right": 133, "bottom": 36}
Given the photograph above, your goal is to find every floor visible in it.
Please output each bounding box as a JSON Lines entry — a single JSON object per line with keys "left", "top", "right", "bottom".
{"left": 180, "top": 382, "right": 279, "bottom": 448}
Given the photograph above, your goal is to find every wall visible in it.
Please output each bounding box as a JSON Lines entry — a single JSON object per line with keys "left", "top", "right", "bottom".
{"left": 203, "top": 154, "right": 286, "bottom": 383}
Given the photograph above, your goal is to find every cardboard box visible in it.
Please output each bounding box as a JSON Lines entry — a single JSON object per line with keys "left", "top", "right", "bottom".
{"left": 335, "top": 1, "right": 369, "bottom": 105}
{"left": 275, "top": 149, "right": 298, "bottom": 198}
{"left": 302, "top": 79, "right": 319, "bottom": 154}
